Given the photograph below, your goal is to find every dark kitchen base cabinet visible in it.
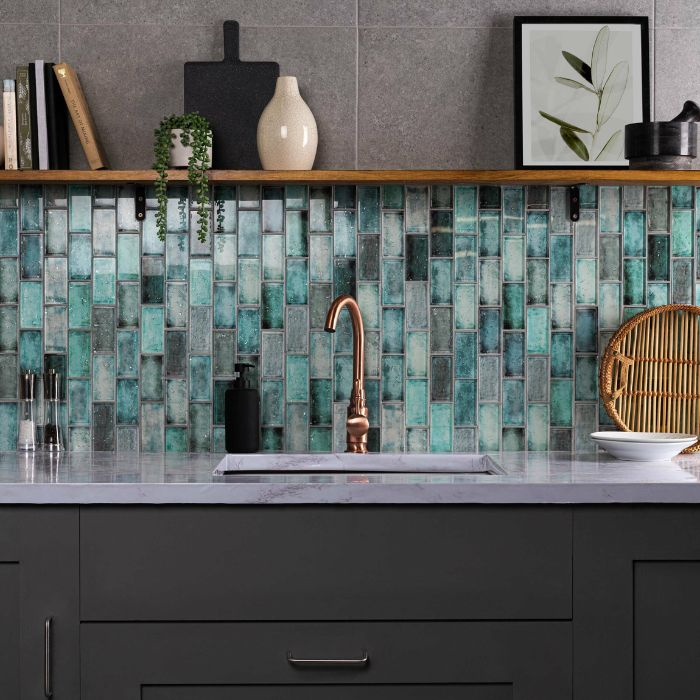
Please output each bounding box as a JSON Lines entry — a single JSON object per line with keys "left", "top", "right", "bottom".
{"left": 11, "top": 504, "right": 700, "bottom": 699}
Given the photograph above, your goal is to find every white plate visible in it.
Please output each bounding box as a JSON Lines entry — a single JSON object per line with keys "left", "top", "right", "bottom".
{"left": 590, "top": 431, "right": 698, "bottom": 461}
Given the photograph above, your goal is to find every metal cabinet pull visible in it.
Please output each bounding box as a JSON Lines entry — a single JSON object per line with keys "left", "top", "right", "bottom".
{"left": 44, "top": 617, "right": 52, "bottom": 698}
{"left": 287, "top": 650, "right": 369, "bottom": 668}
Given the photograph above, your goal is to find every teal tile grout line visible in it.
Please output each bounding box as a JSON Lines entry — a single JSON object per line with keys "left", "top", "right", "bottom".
{"left": 0, "top": 182, "right": 696, "bottom": 452}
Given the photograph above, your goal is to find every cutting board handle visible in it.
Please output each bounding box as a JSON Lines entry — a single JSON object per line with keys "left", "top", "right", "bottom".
{"left": 223, "top": 20, "right": 241, "bottom": 62}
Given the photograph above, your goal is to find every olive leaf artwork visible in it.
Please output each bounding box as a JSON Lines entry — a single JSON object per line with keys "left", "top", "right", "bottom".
{"left": 539, "top": 26, "right": 628, "bottom": 162}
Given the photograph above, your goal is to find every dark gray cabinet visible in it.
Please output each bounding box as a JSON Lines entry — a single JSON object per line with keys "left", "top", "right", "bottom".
{"left": 80, "top": 621, "right": 571, "bottom": 699}
{"left": 0, "top": 507, "right": 79, "bottom": 699}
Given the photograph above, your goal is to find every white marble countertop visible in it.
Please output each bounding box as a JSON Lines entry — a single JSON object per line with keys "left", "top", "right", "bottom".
{"left": 1, "top": 451, "right": 700, "bottom": 503}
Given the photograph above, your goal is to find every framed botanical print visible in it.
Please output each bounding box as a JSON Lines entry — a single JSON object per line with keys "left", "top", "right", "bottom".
{"left": 514, "top": 16, "right": 650, "bottom": 168}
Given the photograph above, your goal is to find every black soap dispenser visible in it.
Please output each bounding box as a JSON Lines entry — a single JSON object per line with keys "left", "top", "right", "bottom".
{"left": 225, "top": 363, "right": 260, "bottom": 453}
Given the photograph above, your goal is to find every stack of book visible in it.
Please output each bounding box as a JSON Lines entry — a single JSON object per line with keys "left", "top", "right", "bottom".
{"left": 2, "top": 61, "right": 108, "bottom": 171}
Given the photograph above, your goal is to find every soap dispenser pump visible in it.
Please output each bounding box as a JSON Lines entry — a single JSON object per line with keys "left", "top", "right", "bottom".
{"left": 225, "top": 363, "right": 260, "bottom": 453}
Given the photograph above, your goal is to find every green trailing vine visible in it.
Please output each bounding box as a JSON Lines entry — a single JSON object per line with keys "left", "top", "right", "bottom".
{"left": 153, "top": 113, "right": 212, "bottom": 242}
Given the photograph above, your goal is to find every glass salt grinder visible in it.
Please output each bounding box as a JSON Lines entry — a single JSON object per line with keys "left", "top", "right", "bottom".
{"left": 43, "top": 369, "right": 63, "bottom": 451}
{"left": 18, "top": 370, "right": 37, "bottom": 451}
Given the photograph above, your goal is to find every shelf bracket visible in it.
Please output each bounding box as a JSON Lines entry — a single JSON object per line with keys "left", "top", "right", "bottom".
{"left": 134, "top": 185, "right": 146, "bottom": 222}
{"left": 568, "top": 185, "right": 580, "bottom": 222}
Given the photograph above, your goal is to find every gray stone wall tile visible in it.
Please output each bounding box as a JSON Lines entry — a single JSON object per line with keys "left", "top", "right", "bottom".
{"left": 0, "top": 24, "right": 58, "bottom": 79}
{"left": 0, "top": 0, "right": 58, "bottom": 23}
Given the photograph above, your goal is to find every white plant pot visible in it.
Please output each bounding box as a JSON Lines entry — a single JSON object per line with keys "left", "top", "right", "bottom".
{"left": 168, "top": 128, "right": 212, "bottom": 168}
{"left": 257, "top": 76, "right": 318, "bottom": 170}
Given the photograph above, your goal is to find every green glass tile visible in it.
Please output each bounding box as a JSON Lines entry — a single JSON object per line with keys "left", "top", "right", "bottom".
{"left": 623, "top": 211, "right": 646, "bottom": 257}
{"left": 431, "top": 259, "right": 453, "bottom": 304}
{"left": 116, "top": 185, "right": 138, "bottom": 232}
{"left": 163, "top": 185, "right": 188, "bottom": 232}
{"left": 503, "top": 237, "right": 524, "bottom": 282}
{"left": 283, "top": 184, "right": 307, "bottom": 210}
{"left": 93, "top": 257, "right": 116, "bottom": 305}
{"left": 310, "top": 283, "right": 332, "bottom": 327}
{"left": 551, "top": 283, "right": 572, "bottom": 330}
{"left": 188, "top": 355, "right": 211, "bottom": 401}
{"left": 600, "top": 235, "right": 621, "bottom": 281}
{"left": 405, "top": 281, "right": 429, "bottom": 329}
{"left": 116, "top": 233, "right": 138, "bottom": 281}
{"left": 575, "top": 356, "right": 598, "bottom": 401}
{"left": 45, "top": 209, "right": 67, "bottom": 255}
{"left": 454, "top": 186, "right": 477, "bottom": 233}
{"left": 309, "top": 332, "right": 331, "bottom": 378}
{"left": 380, "top": 404, "right": 404, "bottom": 453}
{"left": 405, "top": 379, "right": 428, "bottom": 426}
{"left": 116, "top": 379, "right": 138, "bottom": 424}
{"left": 551, "top": 188, "right": 571, "bottom": 234}
{"left": 69, "top": 234, "right": 92, "bottom": 280}
{"left": 165, "top": 427, "right": 188, "bottom": 452}
{"left": 575, "top": 211, "right": 597, "bottom": 257}
{"left": 44, "top": 305, "right": 66, "bottom": 353}
{"left": 503, "top": 332, "right": 524, "bottom": 377}
{"left": 44, "top": 257, "right": 66, "bottom": 304}
{"left": 405, "top": 331, "right": 428, "bottom": 377}
{"left": 19, "top": 281, "right": 41, "bottom": 328}
{"left": 357, "top": 235, "right": 379, "bottom": 280}
{"left": 479, "top": 308, "right": 501, "bottom": 353}
{"left": 477, "top": 259, "right": 498, "bottom": 305}
{"left": 526, "top": 211, "right": 548, "bottom": 257}
{"left": 68, "top": 379, "right": 90, "bottom": 425}
{"left": 429, "top": 403, "right": 453, "bottom": 452}
{"left": 382, "top": 211, "right": 404, "bottom": 257}
{"left": 503, "top": 284, "right": 524, "bottom": 330}
{"left": 237, "top": 308, "right": 260, "bottom": 353}
{"left": 238, "top": 185, "right": 260, "bottom": 209}
{"left": 92, "top": 307, "right": 115, "bottom": 353}
{"left": 0, "top": 307, "right": 17, "bottom": 351}
{"left": 381, "top": 259, "right": 403, "bottom": 305}
{"left": 0, "top": 355, "right": 17, "bottom": 399}
{"left": 672, "top": 185, "right": 693, "bottom": 208}
{"left": 261, "top": 379, "right": 284, "bottom": 425}
{"left": 551, "top": 333, "right": 573, "bottom": 378}
{"left": 526, "top": 185, "right": 549, "bottom": 209}
{"left": 93, "top": 184, "right": 115, "bottom": 207}
{"left": 624, "top": 258, "right": 645, "bottom": 305}
{"left": 333, "top": 210, "right": 355, "bottom": 257}
{"left": 366, "top": 379, "right": 381, "bottom": 429}
{"left": 579, "top": 184, "right": 598, "bottom": 209}
{"left": 405, "top": 186, "right": 428, "bottom": 233}
{"left": 383, "top": 184, "right": 404, "bottom": 209}
{"left": 166, "top": 379, "right": 188, "bottom": 424}
{"left": 479, "top": 185, "right": 501, "bottom": 209}
{"left": 0, "top": 184, "right": 17, "bottom": 207}
{"left": 672, "top": 209, "right": 693, "bottom": 257}
{"left": 0, "top": 258, "right": 17, "bottom": 303}
{"left": 115, "top": 283, "right": 138, "bottom": 328}
{"left": 550, "top": 236, "right": 573, "bottom": 281}
{"left": 334, "top": 185, "right": 356, "bottom": 209}
{"left": 285, "top": 403, "right": 308, "bottom": 452}
{"left": 502, "top": 380, "right": 525, "bottom": 426}
{"left": 210, "top": 282, "right": 234, "bottom": 330}
{"left": 93, "top": 355, "right": 115, "bottom": 401}
{"left": 309, "top": 186, "right": 332, "bottom": 232}
{"left": 647, "top": 234, "right": 670, "bottom": 281}
{"left": 141, "top": 211, "right": 164, "bottom": 256}
{"left": 430, "top": 211, "right": 453, "bottom": 256}
{"left": 286, "top": 259, "right": 308, "bottom": 304}
{"left": 383, "top": 307, "right": 404, "bottom": 353}
{"left": 238, "top": 210, "right": 260, "bottom": 257}
{"left": 21, "top": 185, "right": 43, "bottom": 231}
{"left": 527, "top": 307, "right": 549, "bottom": 354}
{"left": 405, "top": 235, "right": 428, "bottom": 281}
{"left": 527, "top": 404, "right": 549, "bottom": 450}
{"left": 0, "top": 209, "right": 18, "bottom": 255}
{"left": 599, "top": 186, "right": 621, "bottom": 233}
{"left": 166, "top": 283, "right": 188, "bottom": 328}
{"left": 575, "top": 308, "right": 598, "bottom": 353}
{"left": 477, "top": 403, "right": 499, "bottom": 452}
{"left": 648, "top": 282, "right": 669, "bottom": 308}
{"left": 190, "top": 307, "right": 212, "bottom": 354}
{"left": 237, "top": 259, "right": 260, "bottom": 305}
{"left": 166, "top": 233, "right": 189, "bottom": 281}
{"left": 356, "top": 282, "right": 380, "bottom": 330}
{"left": 189, "top": 403, "right": 212, "bottom": 452}
{"left": 406, "top": 427, "right": 428, "bottom": 452}
{"left": 334, "top": 355, "right": 353, "bottom": 401}
{"left": 213, "top": 233, "right": 236, "bottom": 281}
{"left": 479, "top": 211, "right": 501, "bottom": 257}
{"left": 527, "top": 358, "right": 548, "bottom": 402}
{"left": 673, "top": 259, "right": 694, "bottom": 304}
{"left": 430, "top": 307, "right": 452, "bottom": 352}
{"left": 454, "top": 283, "right": 476, "bottom": 330}
{"left": 622, "top": 185, "right": 644, "bottom": 210}
{"left": 648, "top": 187, "right": 670, "bottom": 231}
{"left": 382, "top": 356, "right": 404, "bottom": 401}
{"left": 575, "top": 259, "right": 597, "bottom": 304}
{"left": 599, "top": 283, "right": 622, "bottom": 329}
{"left": 20, "top": 234, "right": 41, "bottom": 279}
{"left": 68, "top": 330, "right": 90, "bottom": 377}
{"left": 428, "top": 184, "right": 451, "bottom": 209}
{"left": 117, "top": 330, "right": 138, "bottom": 377}
{"left": 310, "top": 378, "right": 332, "bottom": 425}
{"left": 333, "top": 314, "right": 353, "bottom": 354}
{"left": 19, "top": 329, "right": 41, "bottom": 372}
{"left": 141, "top": 307, "right": 164, "bottom": 353}
{"left": 66, "top": 184, "right": 90, "bottom": 232}
{"left": 623, "top": 307, "right": 643, "bottom": 321}
{"left": 140, "top": 355, "right": 164, "bottom": 402}
{"left": 262, "top": 186, "right": 284, "bottom": 232}
{"left": 90, "top": 209, "right": 115, "bottom": 257}
{"left": 502, "top": 187, "right": 524, "bottom": 234}
{"left": 67, "top": 282, "right": 90, "bottom": 329}
{"left": 285, "top": 307, "right": 308, "bottom": 354}
{"left": 287, "top": 210, "right": 309, "bottom": 257}
{"left": 189, "top": 259, "right": 212, "bottom": 305}
{"left": 452, "top": 332, "right": 475, "bottom": 380}
{"left": 358, "top": 186, "right": 380, "bottom": 232}
{"left": 262, "top": 234, "right": 284, "bottom": 282}
{"left": 550, "top": 379, "right": 573, "bottom": 427}
{"left": 431, "top": 355, "right": 452, "bottom": 401}
{"left": 502, "top": 427, "right": 525, "bottom": 452}
{"left": 454, "top": 379, "right": 476, "bottom": 426}
{"left": 165, "top": 331, "right": 187, "bottom": 377}
{"left": 261, "top": 426, "right": 284, "bottom": 452}
{"left": 527, "top": 259, "right": 548, "bottom": 305}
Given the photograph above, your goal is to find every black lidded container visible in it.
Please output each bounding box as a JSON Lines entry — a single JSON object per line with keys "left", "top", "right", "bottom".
{"left": 224, "top": 363, "right": 260, "bottom": 453}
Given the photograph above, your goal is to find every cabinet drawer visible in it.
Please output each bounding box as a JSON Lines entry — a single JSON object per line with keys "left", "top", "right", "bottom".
{"left": 81, "top": 621, "right": 571, "bottom": 700}
{"left": 81, "top": 506, "right": 571, "bottom": 621}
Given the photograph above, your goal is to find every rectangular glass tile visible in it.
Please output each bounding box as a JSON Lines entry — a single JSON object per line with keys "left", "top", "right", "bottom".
{"left": 479, "top": 211, "right": 501, "bottom": 257}
{"left": 503, "top": 187, "right": 524, "bottom": 234}
{"left": 21, "top": 185, "right": 43, "bottom": 231}
{"left": 190, "top": 259, "right": 212, "bottom": 305}
{"left": 405, "top": 235, "right": 428, "bottom": 281}
{"left": 69, "top": 234, "right": 92, "bottom": 280}
{"left": 672, "top": 209, "right": 694, "bottom": 257}
{"left": 262, "top": 186, "right": 284, "bottom": 232}
{"left": 527, "top": 307, "right": 549, "bottom": 354}
{"left": 599, "top": 186, "right": 621, "bottom": 233}
{"left": 550, "top": 236, "right": 573, "bottom": 281}
{"left": 382, "top": 211, "right": 404, "bottom": 257}
{"left": 479, "top": 308, "right": 501, "bottom": 353}
{"left": 575, "top": 259, "right": 597, "bottom": 304}
{"left": 526, "top": 211, "right": 548, "bottom": 257}
{"left": 648, "top": 187, "right": 670, "bottom": 231}
{"left": 93, "top": 257, "right": 116, "bottom": 305}
{"left": 238, "top": 210, "right": 261, "bottom": 257}
{"left": 287, "top": 210, "right": 309, "bottom": 256}
{"left": 623, "top": 258, "right": 646, "bottom": 305}
{"left": 20, "top": 234, "right": 41, "bottom": 278}
{"left": 454, "top": 186, "right": 477, "bottom": 233}
{"left": 213, "top": 233, "right": 236, "bottom": 281}
{"left": 0, "top": 209, "right": 18, "bottom": 255}
{"left": 309, "top": 186, "right": 331, "bottom": 232}
{"left": 333, "top": 210, "right": 355, "bottom": 257}
{"left": 358, "top": 186, "right": 380, "bottom": 232}
{"left": 575, "top": 308, "right": 598, "bottom": 353}
{"left": 405, "top": 186, "right": 428, "bottom": 233}
{"left": 45, "top": 209, "right": 67, "bottom": 255}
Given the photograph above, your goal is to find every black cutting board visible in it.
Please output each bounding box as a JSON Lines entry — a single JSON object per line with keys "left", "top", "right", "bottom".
{"left": 184, "top": 21, "right": 279, "bottom": 169}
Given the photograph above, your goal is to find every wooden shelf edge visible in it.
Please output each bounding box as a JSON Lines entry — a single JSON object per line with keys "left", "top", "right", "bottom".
{"left": 1, "top": 169, "right": 700, "bottom": 184}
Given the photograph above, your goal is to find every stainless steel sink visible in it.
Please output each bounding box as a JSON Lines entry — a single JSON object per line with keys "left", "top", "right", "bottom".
{"left": 214, "top": 453, "right": 503, "bottom": 475}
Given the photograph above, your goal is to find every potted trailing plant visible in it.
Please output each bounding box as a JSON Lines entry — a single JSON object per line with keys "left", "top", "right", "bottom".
{"left": 153, "top": 113, "right": 212, "bottom": 242}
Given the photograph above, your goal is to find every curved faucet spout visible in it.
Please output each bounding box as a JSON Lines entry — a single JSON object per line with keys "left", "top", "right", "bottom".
{"left": 324, "top": 294, "right": 369, "bottom": 453}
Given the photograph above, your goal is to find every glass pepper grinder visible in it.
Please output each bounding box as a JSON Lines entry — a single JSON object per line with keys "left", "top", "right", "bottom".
{"left": 43, "top": 369, "right": 63, "bottom": 451}
{"left": 18, "top": 370, "right": 37, "bottom": 451}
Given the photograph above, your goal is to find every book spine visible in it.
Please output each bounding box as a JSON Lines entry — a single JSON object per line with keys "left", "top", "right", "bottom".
{"left": 15, "top": 66, "right": 32, "bottom": 170}
{"left": 53, "top": 63, "right": 108, "bottom": 170}
{"left": 34, "top": 60, "right": 48, "bottom": 170}
{"left": 27, "top": 64, "right": 38, "bottom": 169}
{"left": 3, "top": 80, "right": 18, "bottom": 170}
{"left": 44, "top": 62, "right": 70, "bottom": 169}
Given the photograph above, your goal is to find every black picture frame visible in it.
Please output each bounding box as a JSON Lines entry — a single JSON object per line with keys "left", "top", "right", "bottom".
{"left": 513, "top": 16, "right": 650, "bottom": 169}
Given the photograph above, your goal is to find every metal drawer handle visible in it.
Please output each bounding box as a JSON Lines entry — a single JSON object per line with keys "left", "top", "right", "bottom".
{"left": 287, "top": 650, "right": 369, "bottom": 668}
{"left": 44, "top": 617, "right": 52, "bottom": 698}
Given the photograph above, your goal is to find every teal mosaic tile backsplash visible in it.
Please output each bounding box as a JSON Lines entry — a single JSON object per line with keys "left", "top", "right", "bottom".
{"left": 0, "top": 182, "right": 696, "bottom": 453}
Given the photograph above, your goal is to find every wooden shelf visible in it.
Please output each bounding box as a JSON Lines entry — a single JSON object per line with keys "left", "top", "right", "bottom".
{"left": 1, "top": 169, "right": 700, "bottom": 184}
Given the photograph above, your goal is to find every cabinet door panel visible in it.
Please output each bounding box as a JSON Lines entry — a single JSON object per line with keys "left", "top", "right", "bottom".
{"left": 0, "top": 565, "right": 20, "bottom": 698}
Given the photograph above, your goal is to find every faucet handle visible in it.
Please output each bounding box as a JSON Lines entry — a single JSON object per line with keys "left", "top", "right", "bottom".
{"left": 347, "top": 412, "right": 369, "bottom": 439}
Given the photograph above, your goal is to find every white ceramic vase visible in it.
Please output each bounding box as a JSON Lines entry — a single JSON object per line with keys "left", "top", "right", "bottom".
{"left": 168, "top": 129, "right": 212, "bottom": 168}
{"left": 257, "top": 77, "right": 318, "bottom": 170}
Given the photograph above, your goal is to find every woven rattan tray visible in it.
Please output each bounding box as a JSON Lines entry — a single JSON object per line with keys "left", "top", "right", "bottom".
{"left": 599, "top": 304, "right": 700, "bottom": 453}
